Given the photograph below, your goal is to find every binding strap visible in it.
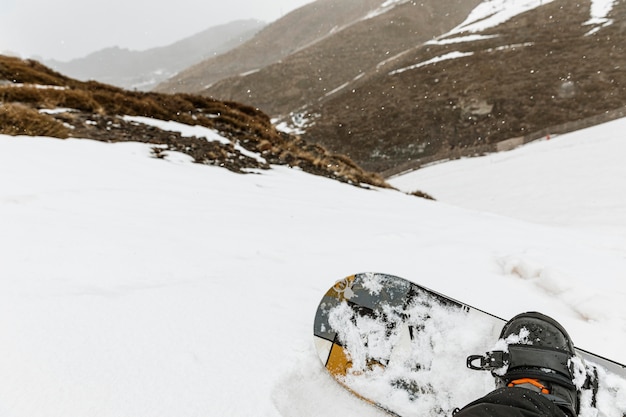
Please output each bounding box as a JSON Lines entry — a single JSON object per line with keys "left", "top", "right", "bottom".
{"left": 467, "top": 344, "right": 575, "bottom": 387}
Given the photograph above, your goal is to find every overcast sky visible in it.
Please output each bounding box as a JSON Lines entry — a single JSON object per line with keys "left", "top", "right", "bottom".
{"left": 0, "top": 0, "right": 315, "bottom": 61}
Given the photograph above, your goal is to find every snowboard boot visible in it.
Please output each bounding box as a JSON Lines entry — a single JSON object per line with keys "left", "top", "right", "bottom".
{"left": 467, "top": 312, "right": 580, "bottom": 417}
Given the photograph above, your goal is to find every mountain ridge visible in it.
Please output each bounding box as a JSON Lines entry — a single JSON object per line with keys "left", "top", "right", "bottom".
{"left": 45, "top": 19, "right": 265, "bottom": 91}
{"left": 154, "top": 0, "right": 387, "bottom": 94}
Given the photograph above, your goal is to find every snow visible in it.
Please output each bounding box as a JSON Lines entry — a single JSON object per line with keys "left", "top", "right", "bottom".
{"left": 39, "top": 108, "right": 76, "bottom": 115}
{"left": 426, "top": 34, "right": 499, "bottom": 46}
{"left": 389, "top": 118, "right": 626, "bottom": 239}
{"left": 122, "top": 115, "right": 231, "bottom": 145}
{"left": 2, "top": 83, "right": 67, "bottom": 90}
{"left": 275, "top": 111, "right": 321, "bottom": 136}
{"left": 389, "top": 51, "right": 474, "bottom": 75}
{"left": 586, "top": 0, "right": 617, "bottom": 25}
{"left": 324, "top": 286, "right": 500, "bottom": 416}
{"left": 431, "top": 0, "right": 615, "bottom": 46}
{"left": 365, "top": 0, "right": 413, "bottom": 20}
{"left": 445, "top": 0, "right": 555, "bottom": 36}
{"left": 428, "top": 0, "right": 617, "bottom": 44}
{"left": 1, "top": 112, "right": 626, "bottom": 417}
{"left": 122, "top": 115, "right": 267, "bottom": 164}
{"left": 324, "top": 81, "right": 351, "bottom": 97}
{"left": 584, "top": 0, "right": 616, "bottom": 34}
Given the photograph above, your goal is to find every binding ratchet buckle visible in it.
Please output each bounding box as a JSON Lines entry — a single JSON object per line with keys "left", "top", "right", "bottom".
{"left": 466, "top": 351, "right": 509, "bottom": 371}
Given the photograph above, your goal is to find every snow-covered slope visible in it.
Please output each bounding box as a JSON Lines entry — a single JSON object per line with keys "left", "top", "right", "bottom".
{"left": 1, "top": 117, "right": 625, "bottom": 416}
{"left": 389, "top": 117, "right": 626, "bottom": 239}
{"left": 444, "top": 0, "right": 557, "bottom": 37}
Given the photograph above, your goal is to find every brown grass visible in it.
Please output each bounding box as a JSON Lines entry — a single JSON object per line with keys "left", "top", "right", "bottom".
{"left": 0, "top": 56, "right": 71, "bottom": 86}
{"left": 0, "top": 103, "right": 70, "bottom": 138}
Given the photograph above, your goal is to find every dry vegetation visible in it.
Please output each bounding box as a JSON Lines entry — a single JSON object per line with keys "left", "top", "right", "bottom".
{"left": 0, "top": 55, "right": 389, "bottom": 188}
{"left": 0, "top": 103, "right": 70, "bottom": 137}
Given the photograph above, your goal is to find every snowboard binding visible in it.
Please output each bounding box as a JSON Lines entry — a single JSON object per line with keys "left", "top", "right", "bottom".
{"left": 467, "top": 312, "right": 597, "bottom": 417}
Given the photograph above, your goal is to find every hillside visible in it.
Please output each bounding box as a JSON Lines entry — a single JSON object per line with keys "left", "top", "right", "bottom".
{"left": 301, "top": 0, "right": 626, "bottom": 172}
{"left": 389, "top": 117, "right": 626, "bottom": 238}
{"left": 195, "top": 0, "right": 482, "bottom": 117}
{"left": 157, "top": 0, "right": 626, "bottom": 174}
{"left": 0, "top": 55, "right": 387, "bottom": 188}
{"left": 154, "top": 0, "right": 387, "bottom": 94}
{"left": 46, "top": 20, "right": 265, "bottom": 91}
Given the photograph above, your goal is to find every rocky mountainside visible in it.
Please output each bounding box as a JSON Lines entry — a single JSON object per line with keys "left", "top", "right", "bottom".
{"left": 0, "top": 55, "right": 390, "bottom": 189}
{"left": 46, "top": 20, "right": 265, "bottom": 91}
{"left": 301, "top": 0, "right": 626, "bottom": 172}
{"left": 157, "top": 0, "right": 626, "bottom": 174}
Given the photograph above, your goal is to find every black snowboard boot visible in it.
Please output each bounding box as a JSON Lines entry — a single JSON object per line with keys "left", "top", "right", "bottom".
{"left": 496, "top": 312, "right": 579, "bottom": 417}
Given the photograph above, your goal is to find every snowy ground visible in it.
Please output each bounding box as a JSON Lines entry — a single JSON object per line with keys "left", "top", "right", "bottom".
{"left": 389, "top": 118, "right": 626, "bottom": 239}
{"left": 1, "top": 113, "right": 625, "bottom": 416}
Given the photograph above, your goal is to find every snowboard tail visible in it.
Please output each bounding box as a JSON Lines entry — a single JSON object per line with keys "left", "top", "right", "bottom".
{"left": 313, "top": 273, "right": 626, "bottom": 417}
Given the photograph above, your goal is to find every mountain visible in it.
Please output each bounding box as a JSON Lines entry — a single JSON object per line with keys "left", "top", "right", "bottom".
{"left": 300, "top": 0, "right": 626, "bottom": 173}
{"left": 0, "top": 55, "right": 388, "bottom": 188}
{"left": 45, "top": 19, "right": 265, "bottom": 91}
{"left": 154, "top": 0, "right": 389, "bottom": 93}
{"left": 190, "top": 0, "right": 482, "bottom": 116}
{"left": 157, "top": 0, "right": 626, "bottom": 174}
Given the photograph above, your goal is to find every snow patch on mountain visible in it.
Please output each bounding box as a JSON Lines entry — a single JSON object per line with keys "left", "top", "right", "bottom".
{"left": 445, "top": 0, "right": 555, "bottom": 36}
{"left": 122, "top": 115, "right": 267, "bottom": 164}
{"left": 587, "top": 0, "right": 617, "bottom": 25}
{"left": 122, "top": 116, "right": 230, "bottom": 145}
{"left": 426, "top": 34, "right": 499, "bottom": 45}
{"left": 365, "top": 0, "right": 413, "bottom": 19}
{"left": 585, "top": 0, "right": 617, "bottom": 35}
{"left": 389, "top": 51, "right": 474, "bottom": 75}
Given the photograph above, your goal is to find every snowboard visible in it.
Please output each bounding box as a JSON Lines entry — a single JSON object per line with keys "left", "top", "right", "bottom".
{"left": 313, "top": 273, "right": 626, "bottom": 417}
